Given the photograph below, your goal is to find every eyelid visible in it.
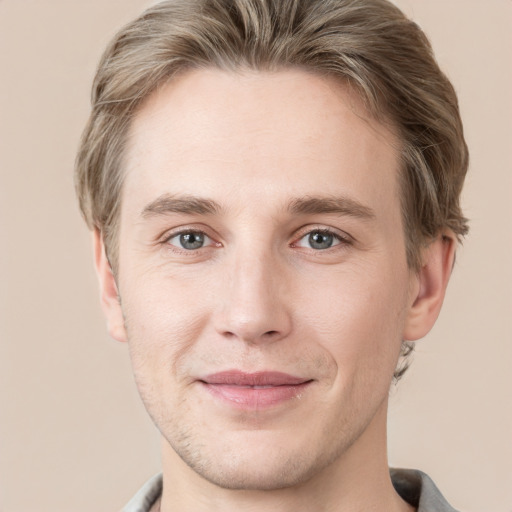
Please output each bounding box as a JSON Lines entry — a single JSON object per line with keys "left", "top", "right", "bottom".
{"left": 291, "top": 225, "right": 354, "bottom": 247}
{"left": 159, "top": 225, "right": 221, "bottom": 249}
{"left": 167, "top": 231, "right": 212, "bottom": 249}
{"left": 156, "top": 224, "right": 352, "bottom": 253}
{"left": 295, "top": 231, "right": 341, "bottom": 249}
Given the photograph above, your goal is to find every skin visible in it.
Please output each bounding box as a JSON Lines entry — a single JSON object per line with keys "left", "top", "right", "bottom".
{"left": 94, "top": 68, "right": 455, "bottom": 512}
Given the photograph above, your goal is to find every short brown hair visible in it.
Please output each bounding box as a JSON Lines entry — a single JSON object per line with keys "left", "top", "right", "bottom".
{"left": 75, "top": 0, "right": 469, "bottom": 378}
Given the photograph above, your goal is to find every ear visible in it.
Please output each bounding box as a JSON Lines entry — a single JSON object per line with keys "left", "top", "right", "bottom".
{"left": 403, "top": 234, "right": 457, "bottom": 341}
{"left": 92, "top": 229, "right": 127, "bottom": 343}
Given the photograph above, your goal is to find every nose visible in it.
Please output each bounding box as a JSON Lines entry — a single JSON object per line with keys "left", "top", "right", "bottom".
{"left": 214, "top": 249, "right": 293, "bottom": 345}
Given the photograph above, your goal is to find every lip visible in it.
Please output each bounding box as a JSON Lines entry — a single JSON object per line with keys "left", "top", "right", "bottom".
{"left": 199, "top": 370, "right": 313, "bottom": 409}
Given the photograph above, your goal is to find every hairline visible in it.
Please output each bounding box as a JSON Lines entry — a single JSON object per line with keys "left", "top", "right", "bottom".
{"left": 103, "top": 65, "right": 420, "bottom": 274}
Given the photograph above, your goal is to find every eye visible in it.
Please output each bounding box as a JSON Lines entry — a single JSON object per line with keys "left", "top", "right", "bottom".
{"left": 166, "top": 231, "right": 212, "bottom": 250}
{"left": 295, "top": 229, "right": 343, "bottom": 250}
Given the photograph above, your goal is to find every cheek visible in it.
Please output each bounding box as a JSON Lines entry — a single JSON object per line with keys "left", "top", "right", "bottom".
{"left": 297, "top": 263, "right": 408, "bottom": 380}
{"left": 120, "top": 270, "right": 213, "bottom": 383}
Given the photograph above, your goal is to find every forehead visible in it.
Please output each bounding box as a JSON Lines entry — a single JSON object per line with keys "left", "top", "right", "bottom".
{"left": 123, "top": 68, "right": 401, "bottom": 217}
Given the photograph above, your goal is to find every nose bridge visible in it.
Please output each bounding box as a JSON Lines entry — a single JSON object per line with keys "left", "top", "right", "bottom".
{"left": 215, "top": 240, "right": 291, "bottom": 343}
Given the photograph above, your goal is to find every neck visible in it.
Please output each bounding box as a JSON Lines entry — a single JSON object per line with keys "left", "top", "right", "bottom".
{"left": 159, "top": 401, "right": 414, "bottom": 512}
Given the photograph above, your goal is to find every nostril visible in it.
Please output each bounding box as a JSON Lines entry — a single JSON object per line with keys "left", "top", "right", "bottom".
{"left": 264, "top": 330, "right": 279, "bottom": 337}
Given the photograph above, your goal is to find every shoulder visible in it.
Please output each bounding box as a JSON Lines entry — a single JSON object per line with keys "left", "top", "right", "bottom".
{"left": 120, "top": 474, "right": 163, "bottom": 512}
{"left": 390, "top": 468, "right": 460, "bottom": 512}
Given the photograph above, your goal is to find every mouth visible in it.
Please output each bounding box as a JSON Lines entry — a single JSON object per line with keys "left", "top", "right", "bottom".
{"left": 198, "top": 370, "right": 314, "bottom": 409}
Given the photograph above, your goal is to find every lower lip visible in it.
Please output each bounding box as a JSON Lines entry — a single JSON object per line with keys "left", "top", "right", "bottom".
{"left": 201, "top": 382, "right": 312, "bottom": 409}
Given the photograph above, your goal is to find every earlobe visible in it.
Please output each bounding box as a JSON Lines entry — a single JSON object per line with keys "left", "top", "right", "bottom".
{"left": 403, "top": 234, "right": 457, "bottom": 341}
{"left": 92, "top": 229, "right": 127, "bottom": 343}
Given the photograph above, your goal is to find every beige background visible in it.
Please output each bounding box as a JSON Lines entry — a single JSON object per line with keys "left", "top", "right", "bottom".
{"left": 0, "top": 1, "right": 511, "bottom": 511}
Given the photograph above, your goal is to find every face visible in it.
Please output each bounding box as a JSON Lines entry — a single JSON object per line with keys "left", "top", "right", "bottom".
{"left": 100, "top": 69, "right": 432, "bottom": 490}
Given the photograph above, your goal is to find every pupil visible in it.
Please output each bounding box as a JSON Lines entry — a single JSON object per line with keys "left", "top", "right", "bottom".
{"left": 309, "top": 231, "right": 333, "bottom": 250}
{"left": 180, "top": 232, "right": 204, "bottom": 250}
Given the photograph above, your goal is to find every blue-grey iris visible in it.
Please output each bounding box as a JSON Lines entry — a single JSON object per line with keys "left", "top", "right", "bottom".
{"left": 180, "top": 232, "right": 204, "bottom": 250}
{"left": 309, "top": 231, "right": 334, "bottom": 250}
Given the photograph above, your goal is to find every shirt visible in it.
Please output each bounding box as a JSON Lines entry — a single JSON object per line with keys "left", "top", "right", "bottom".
{"left": 122, "top": 468, "right": 459, "bottom": 512}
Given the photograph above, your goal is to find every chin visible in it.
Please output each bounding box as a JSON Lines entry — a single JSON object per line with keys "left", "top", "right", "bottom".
{"left": 183, "top": 451, "right": 319, "bottom": 491}
{"left": 167, "top": 427, "right": 345, "bottom": 491}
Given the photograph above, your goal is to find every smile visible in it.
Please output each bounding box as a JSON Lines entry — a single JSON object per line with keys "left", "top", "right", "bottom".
{"left": 199, "top": 371, "right": 314, "bottom": 409}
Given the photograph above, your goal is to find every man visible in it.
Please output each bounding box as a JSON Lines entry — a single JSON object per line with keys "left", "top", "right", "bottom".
{"left": 75, "top": 0, "right": 468, "bottom": 510}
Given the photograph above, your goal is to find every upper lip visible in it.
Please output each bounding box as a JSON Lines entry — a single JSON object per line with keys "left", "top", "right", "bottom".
{"left": 201, "top": 370, "right": 311, "bottom": 387}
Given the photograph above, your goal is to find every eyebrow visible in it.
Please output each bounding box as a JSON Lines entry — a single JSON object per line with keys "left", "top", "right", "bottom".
{"left": 141, "top": 194, "right": 221, "bottom": 218}
{"left": 287, "top": 196, "right": 376, "bottom": 220}
{"left": 140, "top": 193, "right": 375, "bottom": 221}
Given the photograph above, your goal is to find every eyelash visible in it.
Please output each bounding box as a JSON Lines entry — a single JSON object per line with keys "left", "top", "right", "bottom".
{"left": 291, "top": 227, "right": 352, "bottom": 251}
{"left": 161, "top": 228, "right": 219, "bottom": 253}
{"left": 159, "top": 226, "right": 353, "bottom": 253}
